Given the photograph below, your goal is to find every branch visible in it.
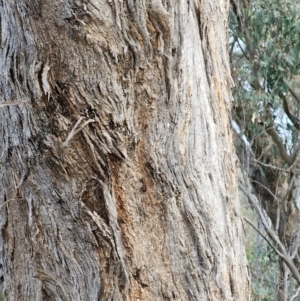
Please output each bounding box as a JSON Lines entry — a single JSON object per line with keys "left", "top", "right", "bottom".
{"left": 254, "top": 159, "right": 295, "bottom": 172}
{"left": 264, "top": 107, "right": 300, "bottom": 165}
{"left": 290, "top": 139, "right": 300, "bottom": 163}
{"left": 250, "top": 179, "right": 279, "bottom": 203}
{"left": 265, "top": 123, "right": 293, "bottom": 164}
{"left": 280, "top": 92, "right": 300, "bottom": 131}
{"left": 229, "top": 37, "right": 238, "bottom": 60}
{"left": 236, "top": 38, "right": 249, "bottom": 61}
{"left": 232, "top": 118, "right": 298, "bottom": 171}
{"left": 239, "top": 183, "right": 300, "bottom": 285}
{"left": 288, "top": 86, "right": 300, "bottom": 105}
{"left": 230, "top": 0, "right": 256, "bottom": 60}
{"left": 290, "top": 286, "right": 300, "bottom": 301}
{"left": 244, "top": 216, "right": 284, "bottom": 257}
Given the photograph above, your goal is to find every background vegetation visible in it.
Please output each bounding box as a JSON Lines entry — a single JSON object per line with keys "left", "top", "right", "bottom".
{"left": 230, "top": 0, "right": 300, "bottom": 300}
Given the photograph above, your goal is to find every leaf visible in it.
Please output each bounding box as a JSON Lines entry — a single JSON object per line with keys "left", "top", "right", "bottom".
{"left": 273, "top": 10, "right": 279, "bottom": 18}
{"left": 286, "top": 55, "right": 294, "bottom": 66}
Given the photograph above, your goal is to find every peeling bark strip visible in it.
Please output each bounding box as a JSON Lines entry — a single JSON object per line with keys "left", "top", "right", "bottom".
{"left": 0, "top": 101, "right": 29, "bottom": 107}
{"left": 0, "top": 1, "right": 250, "bottom": 300}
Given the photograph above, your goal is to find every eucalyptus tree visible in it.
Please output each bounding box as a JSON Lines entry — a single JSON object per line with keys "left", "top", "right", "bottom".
{"left": 0, "top": 0, "right": 249, "bottom": 300}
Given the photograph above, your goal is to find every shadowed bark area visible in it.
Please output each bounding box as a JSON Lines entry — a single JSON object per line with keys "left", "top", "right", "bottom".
{"left": 0, "top": 0, "right": 250, "bottom": 300}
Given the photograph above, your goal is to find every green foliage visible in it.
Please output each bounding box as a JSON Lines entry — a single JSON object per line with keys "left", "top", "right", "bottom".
{"left": 242, "top": 203, "right": 279, "bottom": 301}
{"left": 230, "top": 0, "right": 300, "bottom": 95}
{"left": 247, "top": 243, "right": 278, "bottom": 301}
{"left": 230, "top": 0, "right": 300, "bottom": 146}
{"left": 230, "top": 0, "right": 300, "bottom": 299}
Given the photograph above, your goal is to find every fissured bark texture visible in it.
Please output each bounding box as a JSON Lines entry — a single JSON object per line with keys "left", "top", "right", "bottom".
{"left": 0, "top": 0, "right": 249, "bottom": 300}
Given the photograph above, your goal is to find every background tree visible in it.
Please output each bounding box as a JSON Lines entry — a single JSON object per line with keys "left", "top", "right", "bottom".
{"left": 230, "top": 0, "right": 300, "bottom": 299}
{"left": 0, "top": 0, "right": 250, "bottom": 300}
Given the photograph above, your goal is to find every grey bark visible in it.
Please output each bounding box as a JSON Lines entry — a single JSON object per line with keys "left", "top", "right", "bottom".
{"left": 0, "top": 0, "right": 250, "bottom": 300}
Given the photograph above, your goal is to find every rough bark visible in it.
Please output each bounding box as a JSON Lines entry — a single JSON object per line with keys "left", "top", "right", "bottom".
{"left": 0, "top": 0, "right": 250, "bottom": 300}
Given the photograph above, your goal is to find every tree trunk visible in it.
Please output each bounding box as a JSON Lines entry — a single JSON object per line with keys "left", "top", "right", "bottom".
{"left": 0, "top": 0, "right": 250, "bottom": 300}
